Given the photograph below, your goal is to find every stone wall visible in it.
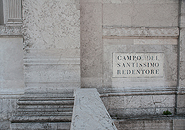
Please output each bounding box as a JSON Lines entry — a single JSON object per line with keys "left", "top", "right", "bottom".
{"left": 22, "top": 0, "right": 80, "bottom": 91}
{"left": 80, "top": 0, "right": 183, "bottom": 117}
{"left": 0, "top": 0, "right": 185, "bottom": 129}
{"left": 81, "top": 0, "right": 179, "bottom": 88}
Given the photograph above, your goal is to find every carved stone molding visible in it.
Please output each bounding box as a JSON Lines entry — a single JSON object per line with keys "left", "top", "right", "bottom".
{"left": 0, "top": 25, "right": 22, "bottom": 36}
{"left": 103, "top": 26, "right": 179, "bottom": 38}
{"left": 7, "top": 0, "right": 22, "bottom": 23}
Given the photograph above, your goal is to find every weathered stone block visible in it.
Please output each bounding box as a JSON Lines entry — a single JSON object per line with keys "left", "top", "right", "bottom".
{"left": 173, "top": 119, "right": 185, "bottom": 130}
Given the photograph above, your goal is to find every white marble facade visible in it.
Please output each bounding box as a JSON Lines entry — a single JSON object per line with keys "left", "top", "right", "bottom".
{"left": 0, "top": 0, "right": 185, "bottom": 129}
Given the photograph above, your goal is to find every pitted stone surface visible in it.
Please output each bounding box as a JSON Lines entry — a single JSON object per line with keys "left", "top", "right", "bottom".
{"left": 22, "top": 0, "right": 80, "bottom": 49}
{"left": 22, "top": 0, "right": 81, "bottom": 90}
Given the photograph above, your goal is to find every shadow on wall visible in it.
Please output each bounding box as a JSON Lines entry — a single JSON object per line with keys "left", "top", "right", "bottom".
{"left": 0, "top": 0, "right": 4, "bottom": 24}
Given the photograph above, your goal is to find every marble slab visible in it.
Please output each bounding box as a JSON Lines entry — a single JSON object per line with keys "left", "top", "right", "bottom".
{"left": 113, "top": 53, "right": 164, "bottom": 78}
{"left": 71, "top": 88, "right": 117, "bottom": 130}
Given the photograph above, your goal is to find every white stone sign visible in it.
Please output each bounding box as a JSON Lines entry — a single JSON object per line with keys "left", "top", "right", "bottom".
{"left": 113, "top": 53, "right": 164, "bottom": 78}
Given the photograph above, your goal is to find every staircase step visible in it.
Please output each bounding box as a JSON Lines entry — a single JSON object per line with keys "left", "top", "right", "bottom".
{"left": 15, "top": 112, "right": 72, "bottom": 116}
{"left": 23, "top": 92, "right": 74, "bottom": 98}
{"left": 17, "top": 100, "right": 74, "bottom": 105}
{"left": 24, "top": 89, "right": 74, "bottom": 94}
{"left": 18, "top": 104, "right": 73, "bottom": 109}
{"left": 17, "top": 108, "right": 73, "bottom": 112}
{"left": 11, "top": 115, "right": 72, "bottom": 123}
{"left": 19, "top": 97, "right": 74, "bottom": 101}
{"left": 10, "top": 122, "right": 71, "bottom": 130}
{"left": 22, "top": 95, "right": 74, "bottom": 98}
{"left": 11, "top": 90, "right": 74, "bottom": 130}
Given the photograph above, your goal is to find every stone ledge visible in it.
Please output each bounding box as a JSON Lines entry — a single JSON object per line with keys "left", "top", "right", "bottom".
{"left": 109, "top": 107, "right": 175, "bottom": 118}
{"left": 100, "top": 91, "right": 176, "bottom": 97}
{"left": 10, "top": 122, "right": 71, "bottom": 130}
{"left": 98, "top": 87, "right": 177, "bottom": 96}
{"left": 103, "top": 26, "right": 179, "bottom": 38}
{"left": 0, "top": 25, "right": 22, "bottom": 36}
{"left": 24, "top": 58, "right": 80, "bottom": 65}
{"left": 17, "top": 100, "right": 74, "bottom": 105}
{"left": 177, "top": 88, "right": 185, "bottom": 94}
{"left": 113, "top": 115, "right": 185, "bottom": 120}
{"left": 11, "top": 115, "right": 72, "bottom": 123}
{"left": 15, "top": 112, "right": 73, "bottom": 117}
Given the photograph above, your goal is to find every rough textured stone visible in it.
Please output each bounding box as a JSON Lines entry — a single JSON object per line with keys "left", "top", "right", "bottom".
{"left": 22, "top": 0, "right": 80, "bottom": 49}
{"left": 22, "top": 0, "right": 80, "bottom": 90}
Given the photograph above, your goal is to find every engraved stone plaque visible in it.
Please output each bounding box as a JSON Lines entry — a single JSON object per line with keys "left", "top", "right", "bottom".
{"left": 113, "top": 53, "right": 164, "bottom": 78}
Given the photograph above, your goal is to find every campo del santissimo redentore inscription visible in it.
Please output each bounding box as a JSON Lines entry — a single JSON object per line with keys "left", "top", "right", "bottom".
{"left": 113, "top": 53, "right": 164, "bottom": 78}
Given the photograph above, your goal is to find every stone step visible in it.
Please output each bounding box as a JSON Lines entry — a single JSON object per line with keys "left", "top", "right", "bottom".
{"left": 18, "top": 104, "right": 73, "bottom": 109}
{"left": 11, "top": 90, "right": 74, "bottom": 130}
{"left": 11, "top": 115, "right": 72, "bottom": 123}
{"left": 15, "top": 112, "right": 72, "bottom": 116}
{"left": 21, "top": 94, "right": 74, "bottom": 98}
{"left": 24, "top": 89, "right": 74, "bottom": 94}
{"left": 23, "top": 92, "right": 74, "bottom": 98}
{"left": 17, "top": 100, "right": 74, "bottom": 105}
{"left": 17, "top": 107, "right": 73, "bottom": 112}
{"left": 19, "top": 97, "right": 74, "bottom": 101}
{"left": 10, "top": 122, "right": 71, "bottom": 130}
{"left": 22, "top": 95, "right": 74, "bottom": 98}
